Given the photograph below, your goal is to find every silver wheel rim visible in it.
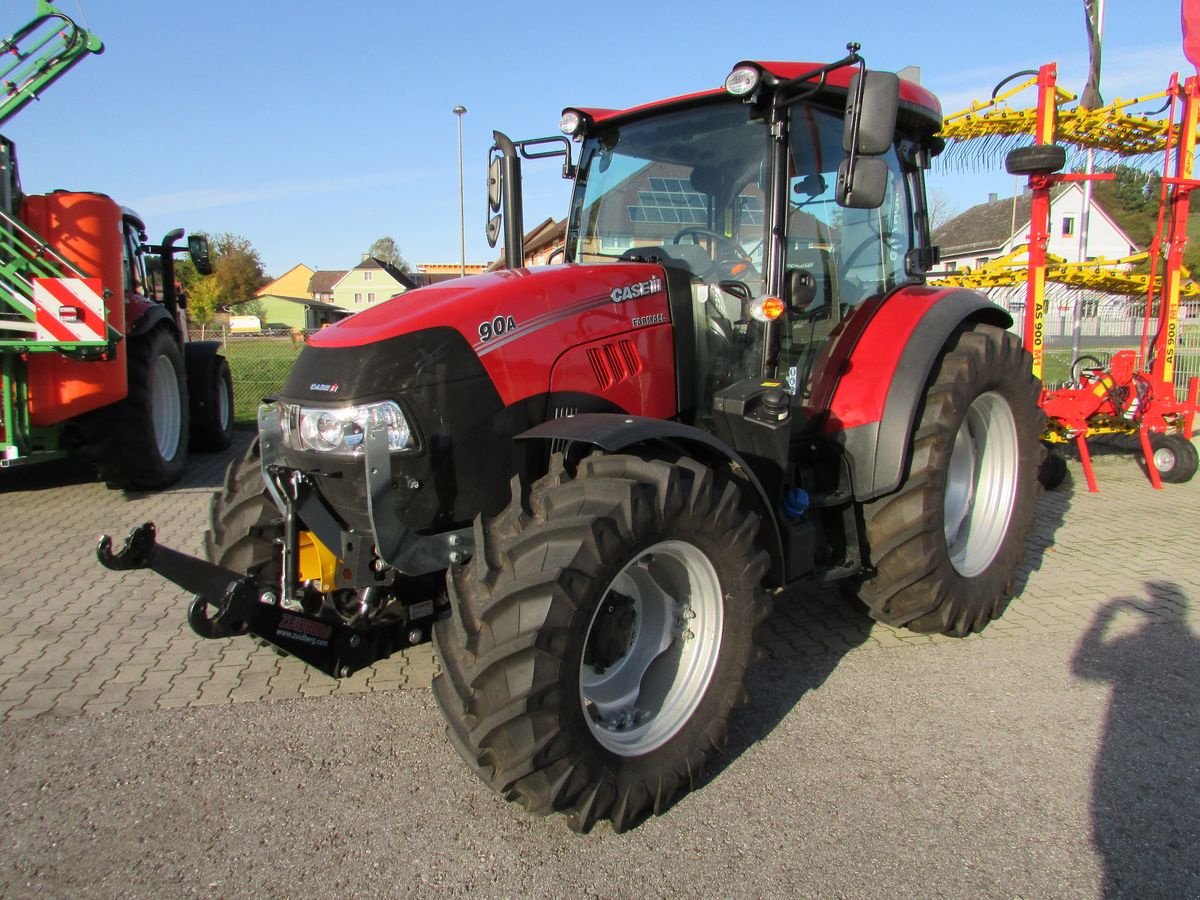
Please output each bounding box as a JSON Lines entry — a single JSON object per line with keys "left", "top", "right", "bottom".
{"left": 580, "top": 540, "right": 723, "bottom": 756}
{"left": 944, "top": 391, "right": 1019, "bottom": 577}
{"left": 1153, "top": 446, "right": 1175, "bottom": 473}
{"left": 216, "top": 373, "right": 232, "bottom": 431}
{"left": 150, "top": 353, "right": 182, "bottom": 461}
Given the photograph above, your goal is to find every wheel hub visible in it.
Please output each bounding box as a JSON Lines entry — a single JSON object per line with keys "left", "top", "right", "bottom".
{"left": 580, "top": 542, "right": 722, "bottom": 755}
{"left": 943, "top": 391, "right": 1019, "bottom": 578}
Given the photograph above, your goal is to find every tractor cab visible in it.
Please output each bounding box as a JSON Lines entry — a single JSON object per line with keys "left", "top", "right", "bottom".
{"left": 558, "top": 57, "right": 942, "bottom": 420}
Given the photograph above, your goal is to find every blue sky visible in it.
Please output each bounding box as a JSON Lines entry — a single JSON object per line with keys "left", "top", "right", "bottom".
{"left": 2, "top": 0, "right": 1189, "bottom": 278}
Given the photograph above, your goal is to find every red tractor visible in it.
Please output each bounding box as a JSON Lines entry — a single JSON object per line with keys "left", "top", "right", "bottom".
{"left": 101, "top": 47, "right": 1043, "bottom": 831}
{"left": 0, "top": 3, "right": 233, "bottom": 488}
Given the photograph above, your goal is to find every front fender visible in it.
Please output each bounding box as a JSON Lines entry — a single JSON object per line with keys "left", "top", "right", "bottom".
{"left": 825, "top": 287, "right": 1012, "bottom": 502}
{"left": 517, "top": 414, "right": 786, "bottom": 586}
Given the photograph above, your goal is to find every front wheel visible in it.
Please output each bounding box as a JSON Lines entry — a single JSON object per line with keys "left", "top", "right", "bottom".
{"left": 856, "top": 323, "right": 1043, "bottom": 636}
{"left": 432, "top": 453, "right": 770, "bottom": 833}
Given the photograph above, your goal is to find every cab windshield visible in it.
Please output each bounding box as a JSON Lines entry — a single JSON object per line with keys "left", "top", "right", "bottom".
{"left": 565, "top": 101, "right": 770, "bottom": 297}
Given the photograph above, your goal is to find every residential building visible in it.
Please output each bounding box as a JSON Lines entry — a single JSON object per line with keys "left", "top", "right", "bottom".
{"left": 412, "top": 263, "right": 489, "bottom": 287}
{"left": 489, "top": 217, "right": 568, "bottom": 270}
{"left": 330, "top": 255, "right": 418, "bottom": 310}
{"left": 256, "top": 263, "right": 314, "bottom": 300}
{"left": 933, "top": 184, "right": 1140, "bottom": 274}
{"left": 308, "top": 269, "right": 347, "bottom": 304}
{"left": 244, "top": 294, "right": 351, "bottom": 331}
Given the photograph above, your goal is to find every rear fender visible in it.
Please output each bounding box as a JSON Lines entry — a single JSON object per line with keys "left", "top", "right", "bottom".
{"left": 518, "top": 414, "right": 785, "bottom": 586}
{"left": 826, "top": 288, "right": 1012, "bottom": 501}
{"left": 126, "top": 299, "right": 175, "bottom": 339}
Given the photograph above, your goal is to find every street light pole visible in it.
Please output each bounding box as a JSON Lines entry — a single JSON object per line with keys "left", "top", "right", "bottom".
{"left": 453, "top": 105, "right": 467, "bottom": 278}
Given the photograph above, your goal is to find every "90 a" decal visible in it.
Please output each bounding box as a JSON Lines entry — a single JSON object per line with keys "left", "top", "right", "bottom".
{"left": 478, "top": 315, "right": 517, "bottom": 343}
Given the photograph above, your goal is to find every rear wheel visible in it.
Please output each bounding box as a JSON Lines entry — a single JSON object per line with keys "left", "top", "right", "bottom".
{"left": 187, "top": 347, "right": 234, "bottom": 451}
{"left": 432, "top": 453, "right": 770, "bottom": 832}
{"left": 1148, "top": 433, "right": 1198, "bottom": 484}
{"left": 856, "top": 323, "right": 1042, "bottom": 635}
{"left": 96, "top": 326, "right": 189, "bottom": 490}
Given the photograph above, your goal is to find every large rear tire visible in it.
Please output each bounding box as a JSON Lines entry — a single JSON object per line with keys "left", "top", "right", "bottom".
{"left": 432, "top": 453, "right": 770, "bottom": 833}
{"left": 856, "top": 323, "right": 1042, "bottom": 636}
{"left": 96, "top": 326, "right": 189, "bottom": 490}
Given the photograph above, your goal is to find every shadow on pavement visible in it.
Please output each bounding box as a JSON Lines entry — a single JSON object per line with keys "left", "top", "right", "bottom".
{"left": 1012, "top": 467, "right": 1074, "bottom": 599}
{"left": 707, "top": 582, "right": 873, "bottom": 790}
{"left": 1071, "top": 582, "right": 1200, "bottom": 898}
{"left": 0, "top": 427, "right": 252, "bottom": 496}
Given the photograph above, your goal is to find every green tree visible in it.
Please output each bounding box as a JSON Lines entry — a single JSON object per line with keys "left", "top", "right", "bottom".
{"left": 180, "top": 232, "right": 268, "bottom": 324}
{"left": 367, "top": 236, "right": 410, "bottom": 273}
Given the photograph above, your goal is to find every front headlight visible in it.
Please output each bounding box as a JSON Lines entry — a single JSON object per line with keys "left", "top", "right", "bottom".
{"left": 266, "top": 400, "right": 414, "bottom": 457}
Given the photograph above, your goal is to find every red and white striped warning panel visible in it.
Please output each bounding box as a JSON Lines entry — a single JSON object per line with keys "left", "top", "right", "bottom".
{"left": 31, "top": 277, "right": 107, "bottom": 344}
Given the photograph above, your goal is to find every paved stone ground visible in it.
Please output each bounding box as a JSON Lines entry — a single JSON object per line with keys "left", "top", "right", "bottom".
{"left": 0, "top": 430, "right": 1197, "bottom": 721}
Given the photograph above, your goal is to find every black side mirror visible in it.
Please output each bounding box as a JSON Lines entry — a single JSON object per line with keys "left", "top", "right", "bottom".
{"left": 836, "top": 156, "right": 889, "bottom": 209}
{"left": 188, "top": 234, "right": 212, "bottom": 276}
{"left": 786, "top": 268, "right": 817, "bottom": 310}
{"left": 842, "top": 70, "right": 899, "bottom": 156}
{"left": 837, "top": 68, "right": 899, "bottom": 210}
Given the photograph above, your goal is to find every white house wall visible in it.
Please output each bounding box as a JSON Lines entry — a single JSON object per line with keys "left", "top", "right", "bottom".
{"left": 940, "top": 184, "right": 1139, "bottom": 272}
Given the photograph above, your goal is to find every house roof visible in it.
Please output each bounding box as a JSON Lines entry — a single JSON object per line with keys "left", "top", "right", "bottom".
{"left": 308, "top": 270, "right": 347, "bottom": 294}
{"left": 352, "top": 255, "right": 419, "bottom": 291}
{"left": 933, "top": 185, "right": 1135, "bottom": 258}
{"left": 255, "top": 263, "right": 314, "bottom": 297}
{"left": 524, "top": 217, "right": 566, "bottom": 255}
{"left": 932, "top": 187, "right": 1066, "bottom": 257}
{"left": 410, "top": 272, "right": 463, "bottom": 287}
{"left": 257, "top": 294, "right": 348, "bottom": 311}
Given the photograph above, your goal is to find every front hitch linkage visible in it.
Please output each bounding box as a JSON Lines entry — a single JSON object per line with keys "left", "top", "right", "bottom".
{"left": 96, "top": 522, "right": 382, "bottom": 678}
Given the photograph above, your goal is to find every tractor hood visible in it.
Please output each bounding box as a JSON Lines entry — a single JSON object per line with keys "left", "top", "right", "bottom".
{"left": 302, "top": 263, "right": 677, "bottom": 411}
{"left": 310, "top": 264, "right": 668, "bottom": 352}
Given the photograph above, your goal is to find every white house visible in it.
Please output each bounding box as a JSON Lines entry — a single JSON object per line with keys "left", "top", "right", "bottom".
{"left": 933, "top": 183, "right": 1140, "bottom": 273}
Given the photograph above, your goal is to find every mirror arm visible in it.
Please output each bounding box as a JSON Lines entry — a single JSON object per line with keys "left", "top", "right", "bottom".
{"left": 841, "top": 52, "right": 870, "bottom": 206}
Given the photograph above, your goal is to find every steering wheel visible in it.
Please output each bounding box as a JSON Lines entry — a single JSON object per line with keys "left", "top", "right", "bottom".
{"left": 671, "top": 227, "right": 755, "bottom": 269}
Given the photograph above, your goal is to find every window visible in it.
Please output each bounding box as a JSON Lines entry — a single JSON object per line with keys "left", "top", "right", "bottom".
{"left": 946, "top": 261, "right": 958, "bottom": 272}
{"left": 367, "top": 292, "right": 375, "bottom": 303}
{"left": 364, "top": 271, "right": 373, "bottom": 281}
{"left": 977, "top": 257, "right": 989, "bottom": 267}
{"left": 354, "top": 292, "right": 363, "bottom": 304}
{"left": 1062, "top": 217, "right": 1075, "bottom": 236}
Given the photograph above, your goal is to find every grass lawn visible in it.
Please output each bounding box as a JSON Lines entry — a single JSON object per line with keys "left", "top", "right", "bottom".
{"left": 219, "top": 335, "right": 305, "bottom": 423}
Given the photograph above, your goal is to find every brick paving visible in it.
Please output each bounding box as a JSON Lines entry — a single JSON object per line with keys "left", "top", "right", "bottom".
{"left": 0, "top": 431, "right": 1196, "bottom": 721}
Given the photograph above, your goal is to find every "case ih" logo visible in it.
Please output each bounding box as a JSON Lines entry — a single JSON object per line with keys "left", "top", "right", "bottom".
{"left": 610, "top": 275, "right": 663, "bottom": 303}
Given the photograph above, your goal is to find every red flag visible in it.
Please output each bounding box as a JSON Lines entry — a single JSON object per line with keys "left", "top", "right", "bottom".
{"left": 1185, "top": 0, "right": 1200, "bottom": 72}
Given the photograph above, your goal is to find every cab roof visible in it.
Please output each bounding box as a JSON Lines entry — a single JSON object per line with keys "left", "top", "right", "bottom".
{"left": 566, "top": 60, "right": 942, "bottom": 135}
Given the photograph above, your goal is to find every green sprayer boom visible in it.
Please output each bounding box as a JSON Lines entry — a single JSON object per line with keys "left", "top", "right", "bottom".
{"left": 0, "top": 0, "right": 102, "bottom": 128}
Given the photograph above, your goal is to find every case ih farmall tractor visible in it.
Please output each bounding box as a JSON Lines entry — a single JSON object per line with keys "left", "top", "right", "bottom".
{"left": 0, "top": 3, "right": 232, "bottom": 489}
{"left": 101, "top": 48, "right": 1043, "bottom": 831}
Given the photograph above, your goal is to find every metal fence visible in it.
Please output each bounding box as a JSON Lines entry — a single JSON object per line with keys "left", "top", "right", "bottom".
{"left": 982, "top": 286, "right": 1200, "bottom": 398}
{"left": 194, "top": 290, "right": 1200, "bottom": 424}
{"left": 189, "top": 327, "right": 312, "bottom": 423}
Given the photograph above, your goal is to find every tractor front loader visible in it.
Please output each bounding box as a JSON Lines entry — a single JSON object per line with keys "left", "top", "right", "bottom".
{"left": 101, "top": 47, "right": 1043, "bottom": 832}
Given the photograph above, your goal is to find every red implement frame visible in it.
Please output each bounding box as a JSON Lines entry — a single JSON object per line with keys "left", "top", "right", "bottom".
{"left": 1017, "top": 65, "right": 1200, "bottom": 491}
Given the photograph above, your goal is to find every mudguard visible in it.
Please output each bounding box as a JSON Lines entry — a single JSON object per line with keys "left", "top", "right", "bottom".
{"left": 518, "top": 413, "right": 786, "bottom": 585}
{"left": 126, "top": 301, "right": 174, "bottom": 339}
{"left": 824, "top": 287, "right": 1012, "bottom": 502}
